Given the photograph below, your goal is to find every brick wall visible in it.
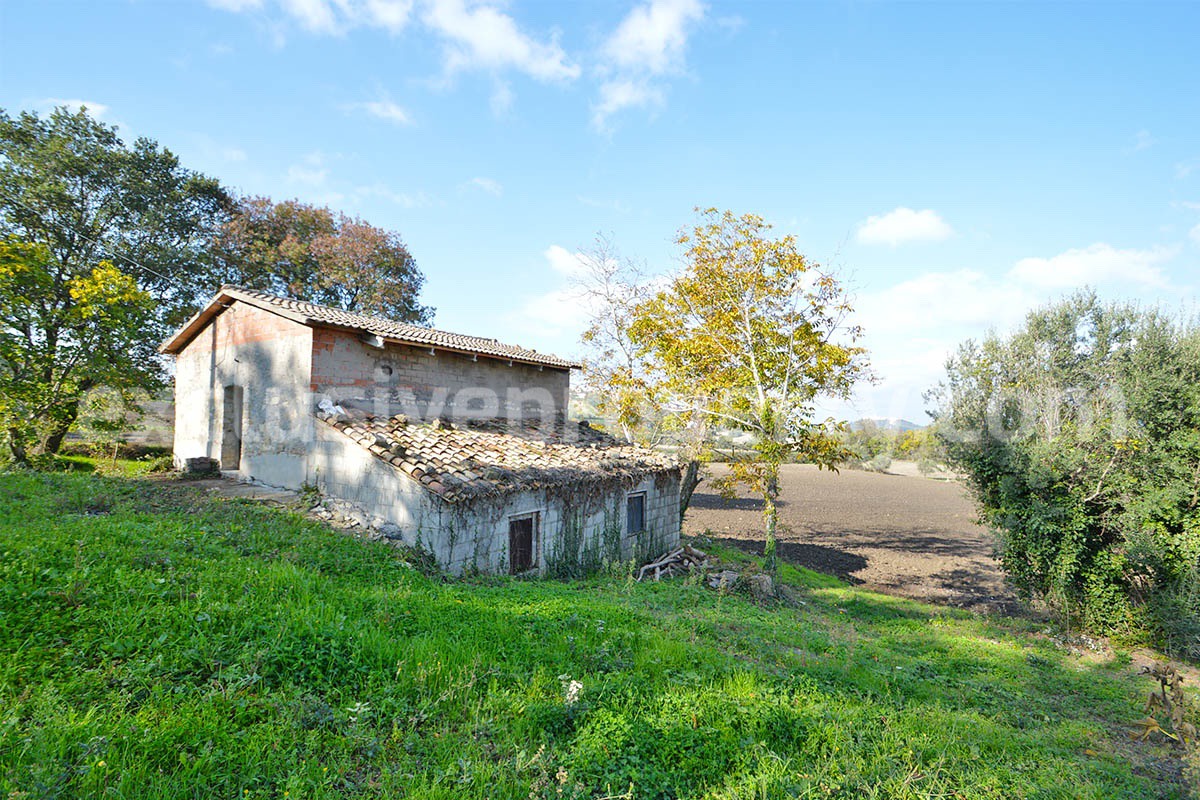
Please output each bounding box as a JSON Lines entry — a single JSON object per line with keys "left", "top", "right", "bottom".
{"left": 311, "top": 328, "right": 571, "bottom": 423}
{"left": 172, "top": 302, "right": 314, "bottom": 486}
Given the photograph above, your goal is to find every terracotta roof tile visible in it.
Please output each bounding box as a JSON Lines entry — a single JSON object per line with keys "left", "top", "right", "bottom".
{"left": 162, "top": 285, "right": 581, "bottom": 369}
{"left": 317, "top": 410, "right": 679, "bottom": 502}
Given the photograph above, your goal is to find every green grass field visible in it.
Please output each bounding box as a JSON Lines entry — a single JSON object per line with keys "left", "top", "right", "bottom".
{"left": 0, "top": 472, "right": 1190, "bottom": 798}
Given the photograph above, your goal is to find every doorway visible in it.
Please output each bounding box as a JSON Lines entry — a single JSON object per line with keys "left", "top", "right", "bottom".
{"left": 508, "top": 512, "right": 538, "bottom": 574}
{"left": 220, "top": 385, "right": 244, "bottom": 470}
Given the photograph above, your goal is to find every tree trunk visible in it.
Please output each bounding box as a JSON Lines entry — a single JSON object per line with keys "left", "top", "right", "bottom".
{"left": 763, "top": 494, "right": 778, "bottom": 575}
{"left": 763, "top": 468, "right": 779, "bottom": 574}
{"left": 41, "top": 400, "right": 80, "bottom": 455}
{"left": 678, "top": 459, "right": 702, "bottom": 521}
{"left": 7, "top": 428, "right": 30, "bottom": 467}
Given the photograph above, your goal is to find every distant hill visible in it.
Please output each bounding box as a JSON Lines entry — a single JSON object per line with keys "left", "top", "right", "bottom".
{"left": 850, "top": 417, "right": 924, "bottom": 432}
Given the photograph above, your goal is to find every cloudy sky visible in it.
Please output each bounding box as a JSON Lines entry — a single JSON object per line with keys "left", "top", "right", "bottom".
{"left": 3, "top": 0, "right": 1198, "bottom": 422}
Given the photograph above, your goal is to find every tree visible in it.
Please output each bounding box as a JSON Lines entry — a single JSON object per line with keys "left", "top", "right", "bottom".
{"left": 930, "top": 293, "right": 1200, "bottom": 656}
{"left": 215, "top": 196, "right": 433, "bottom": 325}
{"left": 0, "top": 106, "right": 231, "bottom": 458}
{"left": 0, "top": 238, "right": 155, "bottom": 464}
{"left": 574, "top": 235, "right": 709, "bottom": 519}
{"left": 629, "top": 209, "right": 868, "bottom": 573}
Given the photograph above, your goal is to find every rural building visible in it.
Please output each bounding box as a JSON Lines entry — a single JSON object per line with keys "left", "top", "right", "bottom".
{"left": 160, "top": 286, "right": 681, "bottom": 575}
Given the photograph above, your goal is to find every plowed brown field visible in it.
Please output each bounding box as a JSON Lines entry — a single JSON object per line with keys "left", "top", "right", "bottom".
{"left": 684, "top": 463, "right": 1021, "bottom": 614}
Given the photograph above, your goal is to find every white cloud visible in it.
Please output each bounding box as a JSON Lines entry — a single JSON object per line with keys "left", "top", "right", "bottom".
{"left": 354, "top": 183, "right": 432, "bottom": 208}
{"left": 468, "top": 177, "right": 503, "bottom": 196}
{"left": 422, "top": 0, "right": 579, "bottom": 83}
{"left": 856, "top": 269, "right": 1033, "bottom": 336}
{"left": 364, "top": 0, "right": 413, "bottom": 32}
{"left": 577, "top": 195, "right": 631, "bottom": 214}
{"left": 207, "top": 0, "right": 263, "bottom": 10}
{"left": 209, "top": 0, "right": 574, "bottom": 112}
{"left": 207, "top": 0, "right": 412, "bottom": 37}
{"left": 286, "top": 151, "right": 330, "bottom": 185}
{"left": 509, "top": 286, "right": 586, "bottom": 340}
{"left": 543, "top": 244, "right": 591, "bottom": 277}
{"left": 1190, "top": 223, "right": 1200, "bottom": 246}
{"left": 601, "top": 0, "right": 705, "bottom": 74}
{"left": 1008, "top": 243, "right": 1177, "bottom": 289}
{"left": 350, "top": 95, "right": 413, "bottom": 125}
{"left": 1177, "top": 159, "right": 1200, "bottom": 179}
{"left": 489, "top": 80, "right": 513, "bottom": 116}
{"left": 591, "top": 79, "right": 664, "bottom": 130}
{"left": 592, "top": 0, "right": 705, "bottom": 130}
{"left": 501, "top": 245, "right": 609, "bottom": 342}
{"left": 835, "top": 269, "right": 1036, "bottom": 422}
{"left": 502, "top": 248, "right": 610, "bottom": 346}
{"left": 1132, "top": 129, "right": 1155, "bottom": 151}
{"left": 855, "top": 207, "right": 953, "bottom": 246}
{"left": 36, "top": 98, "right": 110, "bottom": 119}
{"left": 280, "top": 0, "right": 341, "bottom": 33}
{"left": 831, "top": 237, "right": 1188, "bottom": 421}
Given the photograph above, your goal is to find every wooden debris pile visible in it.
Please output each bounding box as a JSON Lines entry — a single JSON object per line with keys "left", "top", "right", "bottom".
{"left": 634, "top": 544, "right": 778, "bottom": 601}
{"left": 635, "top": 545, "right": 713, "bottom": 582}
{"left": 706, "top": 569, "right": 742, "bottom": 591}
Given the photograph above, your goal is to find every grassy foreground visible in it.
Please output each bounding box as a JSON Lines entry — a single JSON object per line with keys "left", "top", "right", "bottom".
{"left": 0, "top": 473, "right": 1189, "bottom": 799}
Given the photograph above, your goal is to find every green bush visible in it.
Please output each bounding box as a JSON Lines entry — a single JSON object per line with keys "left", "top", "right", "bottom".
{"left": 932, "top": 293, "right": 1200, "bottom": 656}
{"left": 866, "top": 453, "right": 892, "bottom": 473}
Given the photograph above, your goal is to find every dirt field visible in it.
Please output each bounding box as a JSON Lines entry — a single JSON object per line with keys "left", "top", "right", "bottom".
{"left": 684, "top": 463, "right": 1021, "bottom": 614}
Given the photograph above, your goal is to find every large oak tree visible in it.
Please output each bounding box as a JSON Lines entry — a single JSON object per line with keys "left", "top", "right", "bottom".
{"left": 214, "top": 196, "right": 433, "bottom": 325}
{"left": 0, "top": 106, "right": 231, "bottom": 460}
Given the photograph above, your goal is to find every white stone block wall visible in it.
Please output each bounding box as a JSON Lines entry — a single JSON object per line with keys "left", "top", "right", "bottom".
{"left": 310, "top": 423, "right": 681, "bottom": 575}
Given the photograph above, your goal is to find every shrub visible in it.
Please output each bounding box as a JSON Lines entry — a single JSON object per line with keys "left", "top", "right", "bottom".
{"left": 931, "top": 293, "right": 1200, "bottom": 656}
{"left": 866, "top": 453, "right": 892, "bottom": 473}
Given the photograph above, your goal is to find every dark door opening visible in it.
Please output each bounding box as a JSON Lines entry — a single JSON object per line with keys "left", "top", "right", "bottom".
{"left": 509, "top": 513, "right": 537, "bottom": 574}
{"left": 220, "top": 385, "right": 244, "bottom": 470}
{"left": 627, "top": 492, "right": 646, "bottom": 533}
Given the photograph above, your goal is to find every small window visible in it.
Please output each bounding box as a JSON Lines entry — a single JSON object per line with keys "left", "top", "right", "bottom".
{"left": 626, "top": 492, "right": 646, "bottom": 534}
{"left": 509, "top": 512, "right": 538, "bottom": 574}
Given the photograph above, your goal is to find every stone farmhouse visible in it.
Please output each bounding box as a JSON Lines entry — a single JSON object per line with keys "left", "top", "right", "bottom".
{"left": 161, "top": 286, "right": 681, "bottom": 575}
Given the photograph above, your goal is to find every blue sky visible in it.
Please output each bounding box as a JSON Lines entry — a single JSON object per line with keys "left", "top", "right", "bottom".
{"left": 2, "top": 0, "right": 1198, "bottom": 422}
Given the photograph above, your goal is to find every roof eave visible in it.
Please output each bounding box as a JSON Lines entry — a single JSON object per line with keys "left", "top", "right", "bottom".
{"left": 158, "top": 289, "right": 234, "bottom": 355}
{"left": 356, "top": 330, "right": 580, "bottom": 370}
{"left": 159, "top": 285, "right": 583, "bottom": 369}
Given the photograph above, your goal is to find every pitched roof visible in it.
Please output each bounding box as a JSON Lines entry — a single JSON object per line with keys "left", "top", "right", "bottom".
{"left": 160, "top": 285, "right": 582, "bottom": 369}
{"left": 317, "top": 408, "right": 679, "bottom": 503}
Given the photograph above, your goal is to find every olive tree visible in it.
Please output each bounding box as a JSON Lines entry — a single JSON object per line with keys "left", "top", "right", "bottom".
{"left": 930, "top": 293, "right": 1200, "bottom": 655}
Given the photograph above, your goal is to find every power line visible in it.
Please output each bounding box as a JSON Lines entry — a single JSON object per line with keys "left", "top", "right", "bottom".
{"left": 0, "top": 188, "right": 191, "bottom": 289}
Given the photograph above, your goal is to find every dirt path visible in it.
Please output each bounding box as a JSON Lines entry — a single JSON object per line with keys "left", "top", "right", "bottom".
{"left": 684, "top": 464, "right": 1021, "bottom": 614}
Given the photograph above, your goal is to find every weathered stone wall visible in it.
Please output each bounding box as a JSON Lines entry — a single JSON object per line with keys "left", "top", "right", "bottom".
{"left": 172, "top": 303, "right": 314, "bottom": 487}
{"left": 311, "top": 422, "right": 681, "bottom": 575}
{"left": 310, "top": 421, "right": 438, "bottom": 537}
{"left": 310, "top": 328, "right": 571, "bottom": 423}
